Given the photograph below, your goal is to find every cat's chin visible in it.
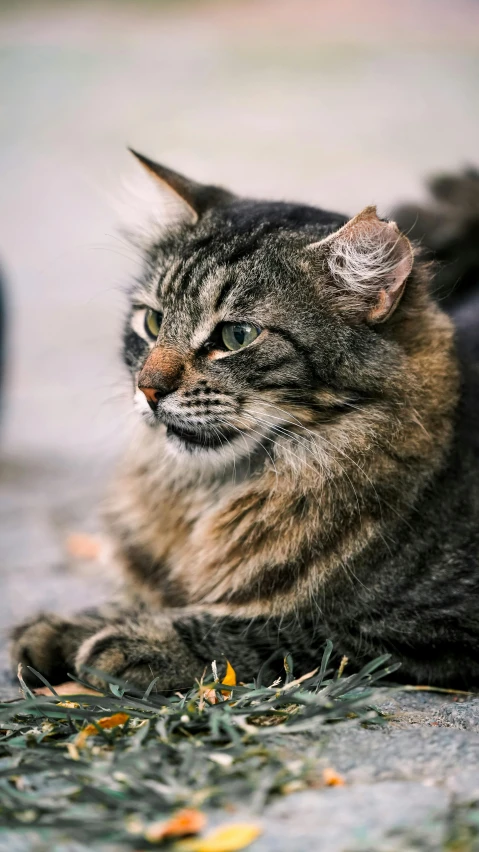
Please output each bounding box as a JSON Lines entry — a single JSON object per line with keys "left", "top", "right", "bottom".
{"left": 165, "top": 423, "right": 229, "bottom": 450}
{"left": 162, "top": 424, "right": 261, "bottom": 469}
{"left": 165, "top": 427, "right": 240, "bottom": 457}
{"left": 133, "top": 393, "right": 269, "bottom": 468}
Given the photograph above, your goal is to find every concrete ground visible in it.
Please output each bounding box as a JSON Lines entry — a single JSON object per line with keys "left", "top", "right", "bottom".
{"left": 1, "top": 1, "right": 479, "bottom": 848}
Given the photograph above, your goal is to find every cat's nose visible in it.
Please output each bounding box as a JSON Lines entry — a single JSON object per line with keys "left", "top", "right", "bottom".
{"left": 138, "top": 377, "right": 178, "bottom": 410}
{"left": 139, "top": 386, "right": 162, "bottom": 410}
{"left": 138, "top": 345, "right": 185, "bottom": 411}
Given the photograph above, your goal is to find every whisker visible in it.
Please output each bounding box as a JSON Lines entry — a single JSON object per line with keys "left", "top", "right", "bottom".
{"left": 242, "top": 408, "right": 362, "bottom": 516}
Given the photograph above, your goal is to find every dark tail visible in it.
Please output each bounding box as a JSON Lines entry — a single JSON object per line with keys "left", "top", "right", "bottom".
{"left": 393, "top": 168, "right": 479, "bottom": 313}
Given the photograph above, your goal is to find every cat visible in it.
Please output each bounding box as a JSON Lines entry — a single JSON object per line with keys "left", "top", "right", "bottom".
{"left": 393, "top": 167, "right": 479, "bottom": 312}
{"left": 10, "top": 153, "right": 479, "bottom": 692}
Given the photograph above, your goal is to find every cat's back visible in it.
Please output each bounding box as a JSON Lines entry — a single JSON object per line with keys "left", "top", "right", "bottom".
{"left": 453, "top": 291, "right": 479, "bottom": 458}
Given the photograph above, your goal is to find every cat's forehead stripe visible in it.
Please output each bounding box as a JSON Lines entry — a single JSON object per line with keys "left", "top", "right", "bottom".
{"left": 162, "top": 256, "right": 237, "bottom": 315}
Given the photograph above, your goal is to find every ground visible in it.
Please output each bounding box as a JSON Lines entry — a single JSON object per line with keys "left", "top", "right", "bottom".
{"left": 1, "top": 1, "right": 479, "bottom": 849}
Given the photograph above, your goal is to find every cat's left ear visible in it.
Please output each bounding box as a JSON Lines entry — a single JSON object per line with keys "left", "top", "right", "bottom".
{"left": 128, "top": 149, "right": 232, "bottom": 225}
{"left": 309, "top": 206, "right": 414, "bottom": 323}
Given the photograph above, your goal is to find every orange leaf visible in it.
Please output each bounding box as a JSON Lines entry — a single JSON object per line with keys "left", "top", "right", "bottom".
{"left": 222, "top": 661, "right": 237, "bottom": 687}
{"left": 145, "top": 809, "right": 206, "bottom": 843}
{"left": 201, "top": 687, "right": 217, "bottom": 705}
{"left": 76, "top": 712, "right": 129, "bottom": 747}
{"left": 66, "top": 532, "right": 102, "bottom": 561}
{"left": 176, "top": 823, "right": 262, "bottom": 851}
{"left": 323, "top": 767, "right": 345, "bottom": 787}
{"left": 221, "top": 660, "right": 237, "bottom": 698}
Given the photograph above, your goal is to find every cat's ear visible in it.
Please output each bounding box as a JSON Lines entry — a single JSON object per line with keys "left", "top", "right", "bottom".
{"left": 128, "top": 149, "right": 232, "bottom": 225}
{"left": 309, "top": 206, "right": 414, "bottom": 323}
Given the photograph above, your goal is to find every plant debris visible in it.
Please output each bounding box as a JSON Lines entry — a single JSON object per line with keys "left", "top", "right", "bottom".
{"left": 175, "top": 822, "right": 262, "bottom": 851}
{"left": 322, "top": 767, "right": 345, "bottom": 787}
{"left": 0, "top": 643, "right": 398, "bottom": 850}
{"left": 75, "top": 712, "right": 130, "bottom": 748}
{"left": 144, "top": 807, "right": 206, "bottom": 843}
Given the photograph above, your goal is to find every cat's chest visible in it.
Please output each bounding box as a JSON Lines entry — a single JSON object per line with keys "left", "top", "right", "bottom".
{"left": 122, "top": 468, "right": 239, "bottom": 604}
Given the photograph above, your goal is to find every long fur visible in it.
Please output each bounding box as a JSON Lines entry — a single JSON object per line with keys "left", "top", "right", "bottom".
{"left": 10, "top": 163, "right": 479, "bottom": 692}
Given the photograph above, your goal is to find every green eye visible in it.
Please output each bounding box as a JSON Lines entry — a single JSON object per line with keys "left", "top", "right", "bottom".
{"left": 221, "top": 322, "right": 260, "bottom": 351}
{"left": 145, "top": 308, "right": 162, "bottom": 340}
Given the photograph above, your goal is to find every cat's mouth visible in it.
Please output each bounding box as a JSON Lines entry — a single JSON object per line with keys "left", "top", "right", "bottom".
{"left": 165, "top": 423, "right": 230, "bottom": 449}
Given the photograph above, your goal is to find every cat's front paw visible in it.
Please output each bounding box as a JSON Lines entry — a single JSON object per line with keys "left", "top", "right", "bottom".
{"left": 10, "top": 613, "right": 78, "bottom": 687}
{"left": 75, "top": 622, "right": 200, "bottom": 692}
{"left": 10, "top": 611, "right": 106, "bottom": 688}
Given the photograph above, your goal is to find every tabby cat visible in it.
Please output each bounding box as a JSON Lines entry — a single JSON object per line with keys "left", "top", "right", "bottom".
{"left": 11, "top": 154, "right": 479, "bottom": 690}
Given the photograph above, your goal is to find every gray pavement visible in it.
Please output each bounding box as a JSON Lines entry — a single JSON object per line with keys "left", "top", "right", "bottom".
{"left": 1, "top": 1, "right": 479, "bottom": 848}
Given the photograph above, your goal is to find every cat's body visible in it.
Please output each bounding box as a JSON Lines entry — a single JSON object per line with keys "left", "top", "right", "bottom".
{"left": 11, "top": 158, "right": 479, "bottom": 691}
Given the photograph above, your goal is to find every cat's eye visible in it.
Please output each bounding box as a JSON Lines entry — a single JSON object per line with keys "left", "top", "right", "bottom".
{"left": 144, "top": 308, "right": 162, "bottom": 340}
{"left": 221, "top": 322, "right": 260, "bottom": 351}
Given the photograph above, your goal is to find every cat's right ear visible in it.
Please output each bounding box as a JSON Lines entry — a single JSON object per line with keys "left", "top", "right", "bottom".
{"left": 128, "top": 149, "right": 232, "bottom": 225}
{"left": 308, "top": 207, "right": 414, "bottom": 323}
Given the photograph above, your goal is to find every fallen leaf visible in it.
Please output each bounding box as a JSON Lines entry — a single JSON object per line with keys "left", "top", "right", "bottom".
{"left": 221, "top": 660, "right": 237, "bottom": 697}
{"left": 176, "top": 823, "right": 262, "bottom": 851}
{"left": 199, "top": 683, "right": 217, "bottom": 706}
{"left": 145, "top": 809, "right": 206, "bottom": 843}
{"left": 66, "top": 532, "right": 102, "bottom": 561}
{"left": 323, "top": 767, "right": 345, "bottom": 787}
{"left": 76, "top": 712, "right": 129, "bottom": 747}
{"left": 281, "top": 667, "right": 319, "bottom": 691}
{"left": 35, "top": 681, "right": 102, "bottom": 697}
{"left": 222, "top": 661, "right": 237, "bottom": 687}
{"left": 66, "top": 742, "right": 80, "bottom": 761}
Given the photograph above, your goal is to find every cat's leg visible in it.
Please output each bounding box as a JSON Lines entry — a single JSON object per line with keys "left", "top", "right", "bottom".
{"left": 72, "top": 610, "right": 314, "bottom": 691}
{"left": 74, "top": 614, "right": 202, "bottom": 691}
{"left": 10, "top": 605, "right": 123, "bottom": 687}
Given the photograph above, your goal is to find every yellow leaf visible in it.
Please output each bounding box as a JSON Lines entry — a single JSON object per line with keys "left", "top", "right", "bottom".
{"left": 176, "top": 823, "right": 262, "bottom": 851}
{"left": 75, "top": 712, "right": 129, "bottom": 747}
{"left": 220, "top": 660, "right": 237, "bottom": 698}
{"left": 222, "top": 661, "right": 237, "bottom": 687}
{"left": 145, "top": 808, "right": 206, "bottom": 843}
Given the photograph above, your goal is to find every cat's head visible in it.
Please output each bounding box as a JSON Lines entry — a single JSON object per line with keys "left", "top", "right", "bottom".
{"left": 123, "top": 151, "right": 418, "bottom": 465}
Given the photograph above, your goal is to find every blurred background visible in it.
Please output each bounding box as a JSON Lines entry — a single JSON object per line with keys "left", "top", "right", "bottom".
{"left": 0, "top": 0, "right": 478, "bottom": 683}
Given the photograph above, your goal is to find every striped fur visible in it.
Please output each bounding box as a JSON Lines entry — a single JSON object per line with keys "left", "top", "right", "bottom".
{"left": 11, "top": 159, "right": 479, "bottom": 691}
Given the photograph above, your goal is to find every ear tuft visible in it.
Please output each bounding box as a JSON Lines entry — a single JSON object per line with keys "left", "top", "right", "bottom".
{"left": 128, "top": 149, "right": 199, "bottom": 223}
{"left": 311, "top": 207, "right": 414, "bottom": 323}
{"left": 128, "top": 149, "right": 233, "bottom": 223}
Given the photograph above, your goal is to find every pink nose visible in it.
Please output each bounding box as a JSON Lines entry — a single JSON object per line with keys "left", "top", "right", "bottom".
{"left": 138, "top": 345, "right": 184, "bottom": 409}
{"left": 139, "top": 386, "right": 161, "bottom": 409}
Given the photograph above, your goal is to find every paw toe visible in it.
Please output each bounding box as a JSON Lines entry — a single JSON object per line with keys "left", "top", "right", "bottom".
{"left": 10, "top": 614, "right": 70, "bottom": 686}
{"left": 76, "top": 626, "right": 160, "bottom": 690}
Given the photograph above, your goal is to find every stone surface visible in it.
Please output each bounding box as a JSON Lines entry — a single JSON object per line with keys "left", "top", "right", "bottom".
{"left": 258, "top": 783, "right": 450, "bottom": 851}
{"left": 1, "top": 1, "right": 478, "bottom": 849}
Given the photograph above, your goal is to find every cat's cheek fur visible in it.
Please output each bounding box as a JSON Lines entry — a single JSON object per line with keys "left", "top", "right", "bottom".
{"left": 132, "top": 386, "right": 260, "bottom": 466}
{"left": 133, "top": 387, "right": 156, "bottom": 423}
